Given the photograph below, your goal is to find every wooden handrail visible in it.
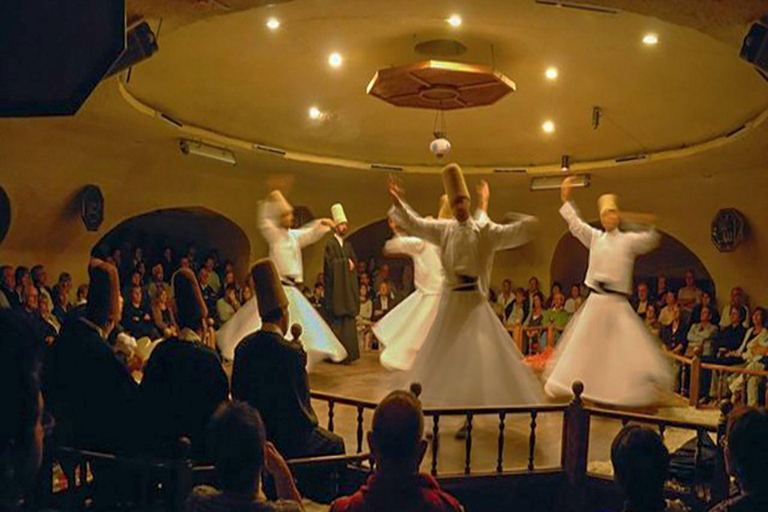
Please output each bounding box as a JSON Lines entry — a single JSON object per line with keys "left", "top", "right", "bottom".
{"left": 662, "top": 350, "right": 692, "bottom": 365}
{"left": 310, "top": 391, "right": 378, "bottom": 409}
{"left": 588, "top": 407, "right": 717, "bottom": 432}
{"left": 700, "top": 362, "right": 768, "bottom": 378}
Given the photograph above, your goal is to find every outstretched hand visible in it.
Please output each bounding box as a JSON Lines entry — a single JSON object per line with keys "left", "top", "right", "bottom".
{"left": 387, "top": 173, "right": 404, "bottom": 206}
{"left": 560, "top": 176, "right": 578, "bottom": 203}
{"left": 320, "top": 218, "right": 336, "bottom": 229}
{"left": 476, "top": 179, "right": 490, "bottom": 211}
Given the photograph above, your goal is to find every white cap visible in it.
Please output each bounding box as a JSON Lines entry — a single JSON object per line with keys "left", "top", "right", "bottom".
{"left": 331, "top": 203, "right": 348, "bottom": 225}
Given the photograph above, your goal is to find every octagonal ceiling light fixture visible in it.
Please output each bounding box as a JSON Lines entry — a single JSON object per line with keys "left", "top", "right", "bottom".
{"left": 366, "top": 60, "right": 515, "bottom": 110}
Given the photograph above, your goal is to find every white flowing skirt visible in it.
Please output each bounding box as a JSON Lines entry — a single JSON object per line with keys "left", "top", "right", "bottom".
{"left": 216, "top": 286, "right": 347, "bottom": 371}
{"left": 373, "top": 290, "right": 441, "bottom": 371}
{"left": 397, "top": 289, "right": 545, "bottom": 407}
{"left": 544, "top": 293, "right": 673, "bottom": 407}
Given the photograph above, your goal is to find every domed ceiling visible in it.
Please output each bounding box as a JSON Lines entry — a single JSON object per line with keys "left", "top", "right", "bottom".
{"left": 120, "top": 0, "right": 768, "bottom": 170}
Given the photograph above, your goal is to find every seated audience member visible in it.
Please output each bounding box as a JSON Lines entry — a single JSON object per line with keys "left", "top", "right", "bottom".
{"left": 527, "top": 276, "right": 541, "bottom": 311}
{"left": 330, "top": 390, "right": 463, "bottom": 512}
{"left": 497, "top": 279, "right": 514, "bottom": 317}
{"left": 14, "top": 266, "right": 31, "bottom": 306}
{"left": 564, "top": 284, "right": 583, "bottom": 315}
{"left": 199, "top": 267, "right": 218, "bottom": 316}
{"left": 631, "top": 281, "right": 652, "bottom": 319}
{"left": 141, "top": 269, "right": 228, "bottom": 458}
{"left": 75, "top": 283, "right": 89, "bottom": 306}
{"left": 357, "top": 285, "right": 373, "bottom": 347}
{"left": 543, "top": 292, "right": 570, "bottom": 346}
{"left": 222, "top": 269, "right": 238, "bottom": 294}
{"left": 232, "top": 260, "right": 344, "bottom": 500}
{"left": 373, "top": 263, "right": 396, "bottom": 298}
{"left": 372, "top": 282, "right": 395, "bottom": 322}
{"left": 504, "top": 287, "right": 528, "bottom": 325}
{"left": 122, "top": 269, "right": 147, "bottom": 307}
{"left": 661, "top": 306, "right": 688, "bottom": 354}
{"left": 727, "top": 308, "right": 768, "bottom": 406}
{"left": 611, "top": 426, "right": 688, "bottom": 512}
{"left": 544, "top": 282, "right": 563, "bottom": 309}
{"left": 523, "top": 292, "right": 546, "bottom": 354}
{"left": 31, "top": 264, "right": 53, "bottom": 309}
{"left": 692, "top": 290, "right": 719, "bottom": 325}
{"left": 720, "top": 287, "right": 750, "bottom": 330}
{"left": 677, "top": 269, "right": 702, "bottom": 313}
{"left": 43, "top": 260, "right": 138, "bottom": 452}
{"left": 241, "top": 283, "right": 254, "bottom": 304}
{"left": 186, "top": 402, "right": 303, "bottom": 512}
{"left": 709, "top": 407, "right": 768, "bottom": 512}
{"left": 686, "top": 306, "right": 718, "bottom": 357}
{"left": 0, "top": 264, "right": 18, "bottom": 308}
{"left": 659, "top": 291, "right": 679, "bottom": 327}
{"left": 201, "top": 254, "right": 222, "bottom": 296}
{"left": 702, "top": 307, "right": 750, "bottom": 400}
{"left": 52, "top": 284, "right": 71, "bottom": 324}
{"left": 654, "top": 275, "right": 669, "bottom": 311}
{"left": 645, "top": 305, "right": 662, "bottom": 338}
{"left": 122, "top": 285, "right": 160, "bottom": 339}
{"left": 161, "top": 246, "right": 175, "bottom": 280}
{"left": 147, "top": 263, "right": 172, "bottom": 300}
{"left": 359, "top": 272, "right": 372, "bottom": 299}
{"left": 0, "top": 310, "right": 47, "bottom": 511}
{"left": 38, "top": 294, "right": 60, "bottom": 345}
{"left": 216, "top": 283, "right": 241, "bottom": 325}
{"left": 151, "top": 288, "right": 179, "bottom": 338}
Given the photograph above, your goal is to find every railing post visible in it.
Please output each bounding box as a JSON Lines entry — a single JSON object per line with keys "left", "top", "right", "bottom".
{"left": 689, "top": 347, "right": 702, "bottom": 407}
{"left": 711, "top": 399, "right": 733, "bottom": 505}
{"left": 561, "top": 381, "right": 589, "bottom": 512}
{"left": 173, "top": 437, "right": 193, "bottom": 512}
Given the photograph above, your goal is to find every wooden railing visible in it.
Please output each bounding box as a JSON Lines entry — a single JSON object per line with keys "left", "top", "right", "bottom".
{"left": 42, "top": 382, "right": 735, "bottom": 512}
{"left": 505, "top": 324, "right": 560, "bottom": 354}
{"left": 662, "top": 347, "right": 768, "bottom": 408}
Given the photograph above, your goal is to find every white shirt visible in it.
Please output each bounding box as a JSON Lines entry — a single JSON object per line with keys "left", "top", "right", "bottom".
{"left": 383, "top": 234, "right": 444, "bottom": 295}
{"left": 560, "top": 201, "right": 659, "bottom": 295}
{"left": 258, "top": 201, "right": 331, "bottom": 283}
{"left": 390, "top": 201, "right": 538, "bottom": 290}
{"left": 497, "top": 292, "right": 515, "bottom": 310}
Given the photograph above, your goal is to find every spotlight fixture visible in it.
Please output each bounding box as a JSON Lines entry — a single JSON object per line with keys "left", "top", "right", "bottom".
{"left": 542, "top": 120, "right": 555, "bottom": 133}
{"left": 545, "top": 67, "right": 558, "bottom": 80}
{"left": 447, "top": 14, "right": 462, "bottom": 27}
{"left": 179, "top": 139, "right": 236, "bottom": 165}
{"left": 642, "top": 33, "right": 658, "bottom": 45}
{"left": 266, "top": 18, "right": 280, "bottom": 30}
{"left": 560, "top": 154, "right": 570, "bottom": 172}
{"left": 308, "top": 106, "right": 323, "bottom": 120}
{"left": 328, "top": 52, "right": 343, "bottom": 68}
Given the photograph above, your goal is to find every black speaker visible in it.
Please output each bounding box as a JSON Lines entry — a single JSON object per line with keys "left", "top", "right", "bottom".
{"left": 741, "top": 22, "right": 768, "bottom": 74}
{"left": 105, "top": 21, "right": 159, "bottom": 78}
{"left": 81, "top": 186, "right": 105, "bottom": 232}
{"left": 0, "top": 0, "right": 125, "bottom": 117}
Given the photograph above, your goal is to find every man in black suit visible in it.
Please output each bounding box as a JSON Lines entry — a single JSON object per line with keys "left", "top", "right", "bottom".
{"left": 140, "top": 269, "right": 228, "bottom": 459}
{"left": 43, "top": 259, "right": 138, "bottom": 453}
{"left": 232, "top": 259, "right": 344, "bottom": 502}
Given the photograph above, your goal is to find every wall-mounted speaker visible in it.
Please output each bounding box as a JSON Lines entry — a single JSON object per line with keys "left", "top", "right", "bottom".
{"left": 105, "top": 21, "right": 159, "bottom": 78}
{"left": 0, "top": 0, "right": 125, "bottom": 117}
{"left": 81, "top": 186, "right": 105, "bottom": 232}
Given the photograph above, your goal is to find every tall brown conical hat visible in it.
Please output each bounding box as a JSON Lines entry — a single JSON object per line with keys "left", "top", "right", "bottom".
{"left": 441, "top": 163, "right": 469, "bottom": 201}
{"left": 438, "top": 194, "right": 453, "bottom": 219}
{"left": 251, "top": 258, "right": 289, "bottom": 318}
{"left": 86, "top": 258, "right": 121, "bottom": 326}
{"left": 172, "top": 268, "right": 208, "bottom": 330}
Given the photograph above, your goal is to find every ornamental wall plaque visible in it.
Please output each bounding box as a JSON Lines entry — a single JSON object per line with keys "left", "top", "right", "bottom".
{"left": 711, "top": 208, "right": 748, "bottom": 252}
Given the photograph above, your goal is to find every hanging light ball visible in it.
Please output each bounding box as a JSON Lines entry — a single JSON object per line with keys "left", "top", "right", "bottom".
{"left": 430, "top": 137, "right": 452, "bottom": 159}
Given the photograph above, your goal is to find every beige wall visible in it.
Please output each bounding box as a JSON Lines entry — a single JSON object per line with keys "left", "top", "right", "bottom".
{"left": 1, "top": 89, "right": 767, "bottom": 307}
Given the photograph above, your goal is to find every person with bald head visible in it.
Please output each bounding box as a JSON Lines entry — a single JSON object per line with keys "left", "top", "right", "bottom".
{"left": 330, "top": 390, "right": 463, "bottom": 512}
{"left": 140, "top": 268, "right": 229, "bottom": 458}
{"left": 43, "top": 259, "right": 139, "bottom": 452}
{"left": 544, "top": 177, "right": 672, "bottom": 407}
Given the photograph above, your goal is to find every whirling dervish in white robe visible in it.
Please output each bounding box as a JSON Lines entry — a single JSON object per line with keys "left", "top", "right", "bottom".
{"left": 388, "top": 165, "right": 544, "bottom": 407}
{"left": 374, "top": 216, "right": 445, "bottom": 371}
{"left": 544, "top": 178, "right": 673, "bottom": 407}
{"left": 216, "top": 191, "right": 347, "bottom": 370}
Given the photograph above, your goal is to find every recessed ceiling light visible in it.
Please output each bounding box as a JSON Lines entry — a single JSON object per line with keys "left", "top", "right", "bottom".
{"left": 542, "top": 120, "right": 555, "bottom": 134}
{"left": 447, "top": 14, "right": 462, "bottom": 27}
{"left": 328, "top": 52, "right": 343, "bottom": 68}
{"left": 308, "top": 106, "right": 323, "bottom": 120}
{"left": 545, "top": 67, "right": 558, "bottom": 80}
{"left": 642, "top": 33, "right": 658, "bottom": 45}
{"left": 266, "top": 18, "right": 280, "bottom": 30}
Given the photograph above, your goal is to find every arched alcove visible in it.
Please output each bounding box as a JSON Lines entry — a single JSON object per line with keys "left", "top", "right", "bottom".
{"left": 550, "top": 222, "right": 715, "bottom": 298}
{"left": 94, "top": 207, "right": 251, "bottom": 279}
{"left": 348, "top": 218, "right": 413, "bottom": 290}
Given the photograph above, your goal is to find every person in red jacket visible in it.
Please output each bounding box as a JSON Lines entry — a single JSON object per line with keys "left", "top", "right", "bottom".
{"left": 330, "top": 390, "right": 464, "bottom": 512}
